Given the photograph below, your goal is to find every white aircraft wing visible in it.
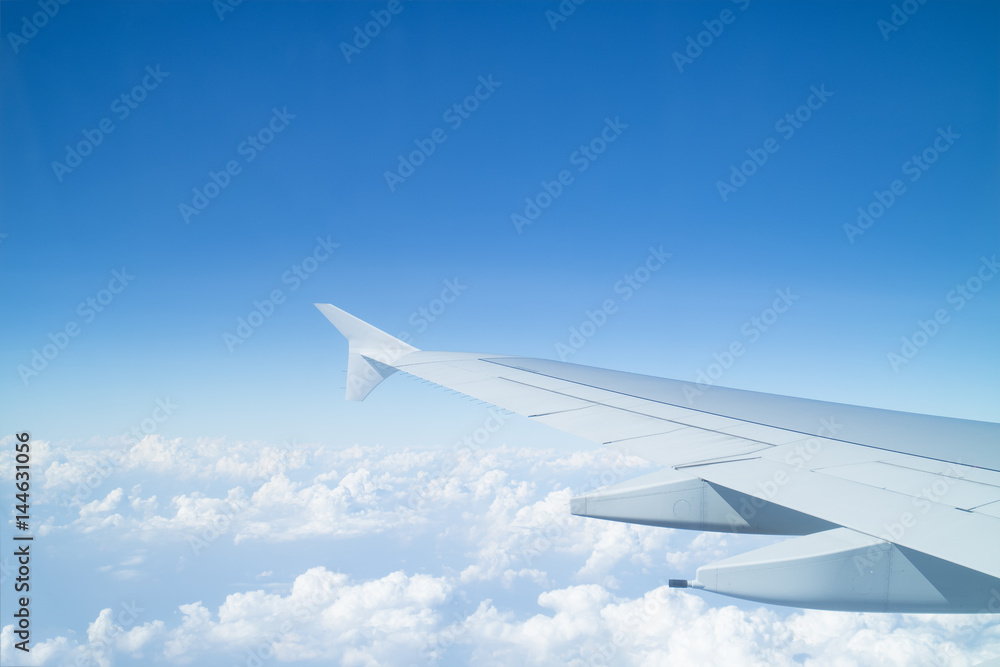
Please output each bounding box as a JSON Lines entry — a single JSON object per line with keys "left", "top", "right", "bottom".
{"left": 316, "top": 303, "right": 1000, "bottom": 613}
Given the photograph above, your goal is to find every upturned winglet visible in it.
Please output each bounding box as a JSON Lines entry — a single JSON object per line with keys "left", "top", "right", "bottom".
{"left": 314, "top": 303, "right": 419, "bottom": 401}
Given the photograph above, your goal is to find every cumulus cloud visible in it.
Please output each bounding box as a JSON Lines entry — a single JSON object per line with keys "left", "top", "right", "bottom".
{"left": 37, "top": 572, "right": 993, "bottom": 667}
{"left": 2, "top": 437, "right": 999, "bottom": 666}
{"left": 158, "top": 567, "right": 452, "bottom": 665}
{"left": 72, "top": 487, "right": 125, "bottom": 533}
{"left": 1, "top": 602, "right": 163, "bottom": 667}
{"left": 457, "top": 586, "right": 1000, "bottom": 667}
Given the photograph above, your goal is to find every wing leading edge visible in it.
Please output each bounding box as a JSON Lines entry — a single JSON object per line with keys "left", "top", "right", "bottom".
{"left": 315, "top": 304, "right": 1000, "bottom": 613}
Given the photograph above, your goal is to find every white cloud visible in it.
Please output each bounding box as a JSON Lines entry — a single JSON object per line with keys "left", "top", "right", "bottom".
{"left": 0, "top": 604, "right": 163, "bottom": 667}
{"left": 79, "top": 487, "right": 123, "bottom": 516}
{"left": 4, "top": 437, "right": 999, "bottom": 666}
{"left": 458, "top": 585, "right": 999, "bottom": 667}
{"left": 74, "top": 487, "right": 125, "bottom": 533}
{"left": 159, "top": 567, "right": 452, "bottom": 665}
{"left": 0, "top": 435, "right": 54, "bottom": 483}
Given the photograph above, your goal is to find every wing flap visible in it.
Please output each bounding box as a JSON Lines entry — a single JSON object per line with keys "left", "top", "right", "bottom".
{"left": 610, "top": 429, "right": 771, "bottom": 464}
{"left": 683, "top": 454, "right": 1000, "bottom": 579}
{"left": 817, "top": 461, "right": 1000, "bottom": 510}
{"left": 532, "top": 404, "right": 680, "bottom": 443}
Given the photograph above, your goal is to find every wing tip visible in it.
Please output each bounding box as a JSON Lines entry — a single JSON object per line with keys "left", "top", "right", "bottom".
{"left": 315, "top": 303, "right": 418, "bottom": 400}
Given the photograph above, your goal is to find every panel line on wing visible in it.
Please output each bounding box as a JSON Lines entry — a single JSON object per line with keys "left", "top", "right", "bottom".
{"left": 482, "top": 359, "right": 844, "bottom": 444}
{"left": 675, "top": 456, "right": 763, "bottom": 470}
{"left": 528, "top": 406, "right": 593, "bottom": 418}
{"left": 687, "top": 455, "right": 1000, "bottom": 579}
{"left": 493, "top": 372, "right": 798, "bottom": 449}
{"left": 602, "top": 429, "right": 693, "bottom": 445}
{"left": 482, "top": 358, "right": 1000, "bottom": 472}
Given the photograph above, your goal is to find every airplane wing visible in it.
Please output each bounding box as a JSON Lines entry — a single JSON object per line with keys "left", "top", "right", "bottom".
{"left": 315, "top": 303, "right": 1000, "bottom": 613}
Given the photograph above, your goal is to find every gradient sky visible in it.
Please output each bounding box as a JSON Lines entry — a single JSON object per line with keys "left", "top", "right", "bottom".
{"left": 3, "top": 0, "right": 998, "bottom": 446}
{"left": 1, "top": 2, "right": 999, "bottom": 665}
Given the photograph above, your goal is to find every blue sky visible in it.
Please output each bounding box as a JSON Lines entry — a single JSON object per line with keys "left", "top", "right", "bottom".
{"left": 1, "top": 1, "right": 999, "bottom": 665}
{"left": 2, "top": 0, "right": 998, "bottom": 445}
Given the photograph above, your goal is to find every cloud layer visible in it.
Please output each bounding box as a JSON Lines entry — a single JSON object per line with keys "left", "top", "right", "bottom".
{"left": 1, "top": 433, "right": 998, "bottom": 666}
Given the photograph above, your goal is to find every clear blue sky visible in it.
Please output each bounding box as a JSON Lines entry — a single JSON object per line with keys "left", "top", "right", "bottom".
{"left": 2, "top": 0, "right": 998, "bottom": 446}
